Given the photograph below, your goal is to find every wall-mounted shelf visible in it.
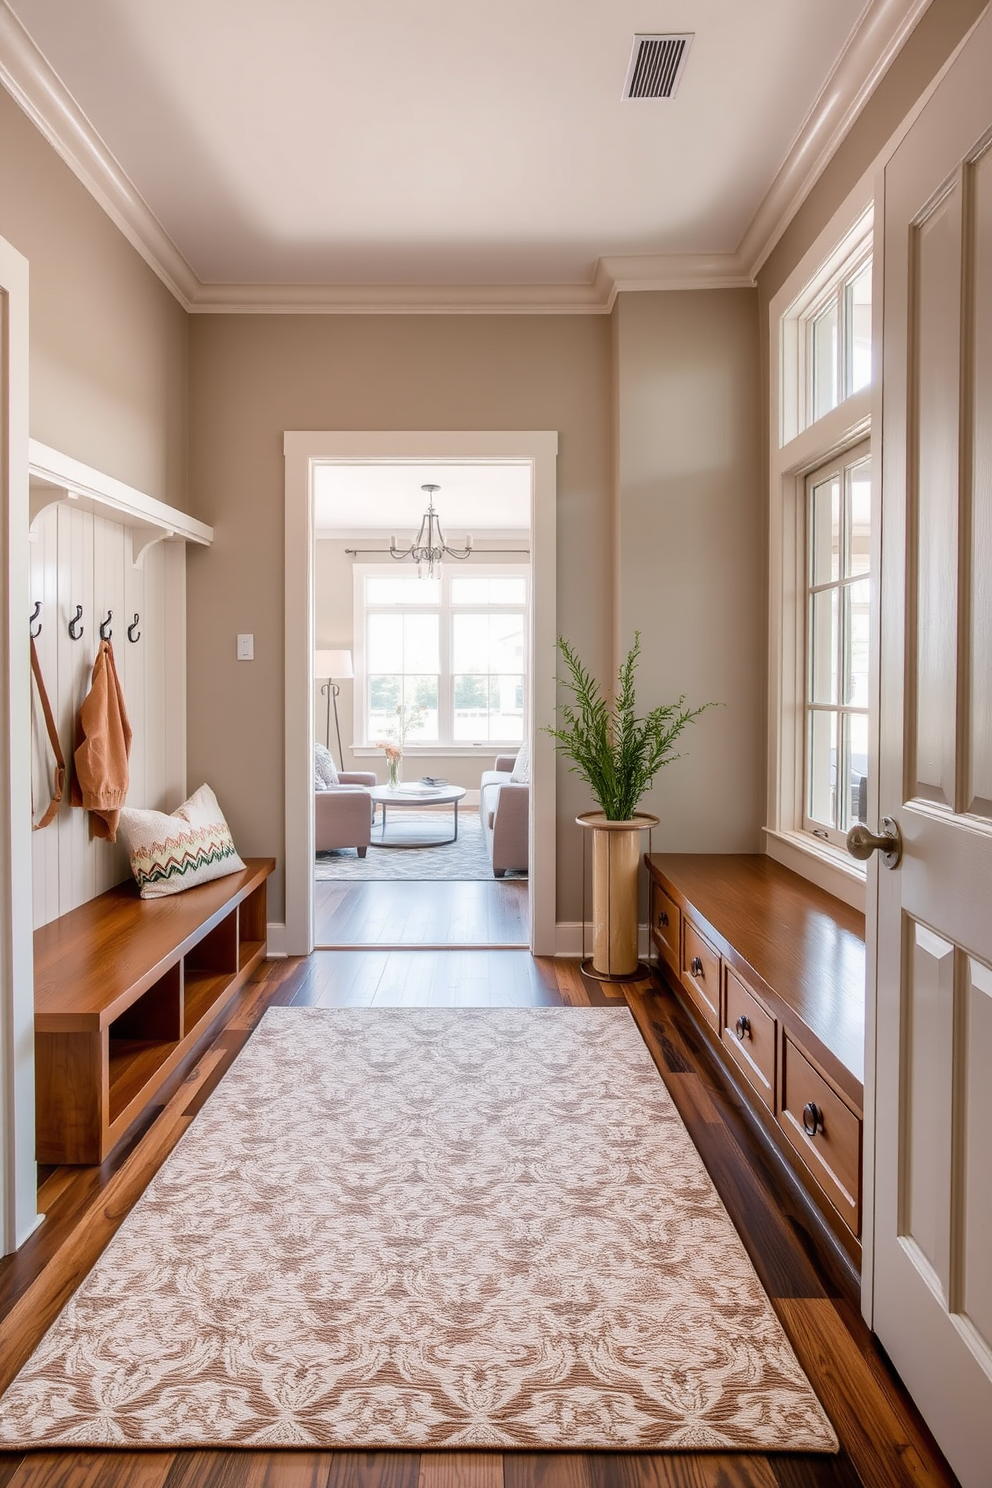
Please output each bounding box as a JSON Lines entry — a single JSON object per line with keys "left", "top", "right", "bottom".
{"left": 28, "top": 440, "right": 213, "bottom": 564}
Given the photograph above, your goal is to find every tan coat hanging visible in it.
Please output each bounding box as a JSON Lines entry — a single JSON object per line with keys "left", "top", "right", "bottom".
{"left": 71, "top": 639, "right": 132, "bottom": 841}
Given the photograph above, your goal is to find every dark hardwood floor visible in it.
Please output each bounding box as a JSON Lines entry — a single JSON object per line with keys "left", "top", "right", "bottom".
{"left": 0, "top": 950, "right": 958, "bottom": 1487}
{"left": 314, "top": 879, "right": 529, "bottom": 947}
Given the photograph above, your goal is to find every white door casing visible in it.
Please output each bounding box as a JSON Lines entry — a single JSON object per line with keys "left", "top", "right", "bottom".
{"left": 283, "top": 431, "right": 558, "bottom": 958}
{"left": 873, "top": 12, "right": 992, "bottom": 1485}
{"left": 0, "top": 232, "right": 39, "bottom": 1252}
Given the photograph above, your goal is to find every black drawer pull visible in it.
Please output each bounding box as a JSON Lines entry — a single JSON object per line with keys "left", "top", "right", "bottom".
{"left": 735, "top": 1014, "right": 751, "bottom": 1041}
{"left": 690, "top": 956, "right": 704, "bottom": 978}
{"left": 657, "top": 910, "right": 669, "bottom": 928}
{"left": 802, "top": 1101, "right": 822, "bottom": 1137}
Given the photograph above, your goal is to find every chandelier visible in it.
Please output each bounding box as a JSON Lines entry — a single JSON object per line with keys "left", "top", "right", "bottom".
{"left": 389, "top": 485, "right": 473, "bottom": 579}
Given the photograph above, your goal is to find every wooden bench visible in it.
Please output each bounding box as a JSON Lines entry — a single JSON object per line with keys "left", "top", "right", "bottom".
{"left": 646, "top": 853, "right": 865, "bottom": 1270}
{"left": 34, "top": 858, "right": 275, "bottom": 1165}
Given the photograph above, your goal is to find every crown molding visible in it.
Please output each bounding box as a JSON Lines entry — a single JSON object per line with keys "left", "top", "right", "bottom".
{"left": 738, "top": 0, "right": 934, "bottom": 277}
{"left": 0, "top": 1, "right": 197, "bottom": 305}
{"left": 185, "top": 277, "right": 612, "bottom": 315}
{"left": 599, "top": 252, "right": 753, "bottom": 296}
{"left": 0, "top": 0, "right": 933, "bottom": 313}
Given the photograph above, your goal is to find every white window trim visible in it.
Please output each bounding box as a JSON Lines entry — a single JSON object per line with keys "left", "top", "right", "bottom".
{"left": 351, "top": 561, "right": 529, "bottom": 752}
{"left": 767, "top": 176, "right": 881, "bottom": 912}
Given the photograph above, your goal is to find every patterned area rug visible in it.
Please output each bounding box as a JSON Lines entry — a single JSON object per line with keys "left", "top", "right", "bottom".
{"left": 0, "top": 1007, "right": 837, "bottom": 1452}
{"left": 316, "top": 806, "right": 525, "bottom": 882}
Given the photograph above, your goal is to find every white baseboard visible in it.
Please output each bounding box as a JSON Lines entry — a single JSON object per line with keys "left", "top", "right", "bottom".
{"left": 265, "top": 922, "right": 288, "bottom": 958}
{"left": 554, "top": 923, "right": 651, "bottom": 958}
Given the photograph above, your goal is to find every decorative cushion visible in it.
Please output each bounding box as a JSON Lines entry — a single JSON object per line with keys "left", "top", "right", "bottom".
{"left": 314, "top": 743, "right": 339, "bottom": 790}
{"left": 118, "top": 784, "right": 246, "bottom": 899}
{"left": 510, "top": 743, "right": 531, "bottom": 784}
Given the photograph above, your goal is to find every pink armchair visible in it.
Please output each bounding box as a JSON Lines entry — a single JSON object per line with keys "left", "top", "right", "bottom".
{"left": 315, "top": 772, "right": 376, "bottom": 856}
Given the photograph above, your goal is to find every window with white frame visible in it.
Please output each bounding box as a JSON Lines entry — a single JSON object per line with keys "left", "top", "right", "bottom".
{"left": 769, "top": 194, "right": 875, "bottom": 892}
{"left": 355, "top": 565, "right": 528, "bottom": 749}
{"left": 803, "top": 252, "right": 872, "bottom": 426}
{"left": 804, "top": 443, "right": 871, "bottom": 845}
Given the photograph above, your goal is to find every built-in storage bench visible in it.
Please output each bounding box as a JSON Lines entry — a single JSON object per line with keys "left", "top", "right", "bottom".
{"left": 646, "top": 853, "right": 865, "bottom": 1268}
{"left": 34, "top": 858, "right": 274, "bottom": 1165}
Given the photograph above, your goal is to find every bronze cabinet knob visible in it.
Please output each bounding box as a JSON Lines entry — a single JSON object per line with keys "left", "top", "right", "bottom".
{"left": 690, "top": 956, "right": 704, "bottom": 977}
{"left": 735, "top": 1014, "right": 751, "bottom": 1041}
{"left": 802, "top": 1101, "right": 822, "bottom": 1136}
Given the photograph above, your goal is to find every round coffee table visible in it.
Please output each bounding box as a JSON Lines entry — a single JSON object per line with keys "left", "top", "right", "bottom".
{"left": 368, "top": 784, "right": 468, "bottom": 848}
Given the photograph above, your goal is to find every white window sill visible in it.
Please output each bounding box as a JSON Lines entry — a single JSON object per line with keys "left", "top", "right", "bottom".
{"left": 353, "top": 745, "right": 518, "bottom": 759}
{"left": 763, "top": 828, "right": 866, "bottom": 913}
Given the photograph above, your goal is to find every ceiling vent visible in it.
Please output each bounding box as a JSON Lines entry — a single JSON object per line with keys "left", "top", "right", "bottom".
{"left": 623, "top": 33, "right": 693, "bottom": 100}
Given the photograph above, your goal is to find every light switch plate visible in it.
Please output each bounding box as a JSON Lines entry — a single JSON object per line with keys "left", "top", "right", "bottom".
{"left": 237, "top": 633, "right": 254, "bottom": 661}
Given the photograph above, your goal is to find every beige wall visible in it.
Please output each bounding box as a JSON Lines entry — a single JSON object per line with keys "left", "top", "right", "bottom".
{"left": 0, "top": 87, "right": 187, "bottom": 506}
{"left": 615, "top": 290, "right": 764, "bottom": 856}
{"left": 186, "top": 314, "right": 613, "bottom": 921}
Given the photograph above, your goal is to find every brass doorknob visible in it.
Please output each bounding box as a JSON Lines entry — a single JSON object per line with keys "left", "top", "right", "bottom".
{"left": 846, "top": 816, "right": 902, "bottom": 868}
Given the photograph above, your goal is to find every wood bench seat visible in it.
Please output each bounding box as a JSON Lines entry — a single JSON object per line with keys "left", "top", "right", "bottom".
{"left": 34, "top": 858, "right": 274, "bottom": 1165}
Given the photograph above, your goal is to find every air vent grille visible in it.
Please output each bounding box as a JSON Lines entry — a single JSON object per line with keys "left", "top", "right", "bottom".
{"left": 623, "top": 33, "right": 693, "bottom": 100}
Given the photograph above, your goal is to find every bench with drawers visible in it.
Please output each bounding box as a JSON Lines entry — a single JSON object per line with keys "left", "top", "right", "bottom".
{"left": 646, "top": 852, "right": 865, "bottom": 1269}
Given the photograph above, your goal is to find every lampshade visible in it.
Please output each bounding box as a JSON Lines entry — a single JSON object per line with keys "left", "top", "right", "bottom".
{"left": 315, "top": 649, "right": 353, "bottom": 679}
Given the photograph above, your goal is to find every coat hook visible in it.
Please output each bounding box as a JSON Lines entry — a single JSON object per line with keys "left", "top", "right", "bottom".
{"left": 68, "top": 605, "right": 84, "bottom": 641}
{"left": 30, "top": 601, "right": 42, "bottom": 639}
{"left": 127, "top": 612, "right": 141, "bottom": 643}
{"left": 99, "top": 610, "right": 113, "bottom": 641}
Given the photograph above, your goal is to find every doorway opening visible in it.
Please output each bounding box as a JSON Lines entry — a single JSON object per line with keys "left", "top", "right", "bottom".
{"left": 312, "top": 461, "right": 531, "bottom": 948}
{"left": 283, "top": 430, "right": 558, "bottom": 960}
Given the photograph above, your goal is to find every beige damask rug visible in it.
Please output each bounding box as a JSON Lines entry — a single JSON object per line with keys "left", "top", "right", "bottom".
{"left": 0, "top": 1007, "right": 837, "bottom": 1452}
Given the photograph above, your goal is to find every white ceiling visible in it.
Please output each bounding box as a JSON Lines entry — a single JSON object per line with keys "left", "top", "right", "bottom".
{"left": 314, "top": 462, "right": 532, "bottom": 537}
{"left": 3, "top": 0, "right": 878, "bottom": 293}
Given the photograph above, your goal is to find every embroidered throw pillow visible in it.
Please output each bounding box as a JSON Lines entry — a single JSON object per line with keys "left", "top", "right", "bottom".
{"left": 314, "top": 742, "right": 340, "bottom": 790}
{"left": 510, "top": 742, "right": 531, "bottom": 783}
{"left": 118, "top": 784, "right": 246, "bottom": 899}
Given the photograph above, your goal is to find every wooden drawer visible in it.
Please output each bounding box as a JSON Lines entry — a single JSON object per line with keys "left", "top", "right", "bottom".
{"left": 722, "top": 966, "right": 776, "bottom": 1109}
{"left": 779, "top": 1034, "right": 862, "bottom": 1237}
{"left": 650, "top": 882, "right": 681, "bottom": 973}
{"left": 681, "top": 919, "right": 721, "bottom": 1031}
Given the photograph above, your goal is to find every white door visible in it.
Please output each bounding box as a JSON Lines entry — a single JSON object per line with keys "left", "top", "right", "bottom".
{"left": 871, "top": 12, "right": 992, "bottom": 1486}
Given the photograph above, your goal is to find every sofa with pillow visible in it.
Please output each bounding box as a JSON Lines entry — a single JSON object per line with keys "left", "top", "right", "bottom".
{"left": 479, "top": 746, "right": 529, "bottom": 878}
{"left": 314, "top": 744, "right": 376, "bottom": 856}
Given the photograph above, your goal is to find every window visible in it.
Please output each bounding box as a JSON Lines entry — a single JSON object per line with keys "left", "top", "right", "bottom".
{"left": 805, "top": 254, "right": 872, "bottom": 424}
{"left": 804, "top": 444, "right": 871, "bottom": 846}
{"left": 356, "top": 565, "right": 528, "bottom": 749}
{"left": 768, "top": 189, "right": 876, "bottom": 902}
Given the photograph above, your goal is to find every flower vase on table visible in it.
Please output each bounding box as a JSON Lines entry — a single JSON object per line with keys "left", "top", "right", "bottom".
{"left": 384, "top": 747, "right": 402, "bottom": 789}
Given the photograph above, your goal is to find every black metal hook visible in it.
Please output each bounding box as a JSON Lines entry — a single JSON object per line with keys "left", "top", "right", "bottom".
{"left": 99, "top": 610, "right": 113, "bottom": 641}
{"left": 29, "top": 601, "right": 42, "bottom": 639}
{"left": 127, "top": 613, "right": 141, "bottom": 643}
{"left": 68, "top": 605, "right": 84, "bottom": 641}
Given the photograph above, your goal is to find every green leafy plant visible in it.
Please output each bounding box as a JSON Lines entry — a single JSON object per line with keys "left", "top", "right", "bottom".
{"left": 546, "top": 632, "right": 713, "bottom": 820}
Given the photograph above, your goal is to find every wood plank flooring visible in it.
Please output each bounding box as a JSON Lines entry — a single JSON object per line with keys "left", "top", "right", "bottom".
{"left": 0, "top": 951, "right": 959, "bottom": 1488}
{"left": 314, "top": 880, "right": 529, "bottom": 948}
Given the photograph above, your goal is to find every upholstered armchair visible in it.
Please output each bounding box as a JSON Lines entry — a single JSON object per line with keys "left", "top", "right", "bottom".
{"left": 315, "top": 772, "right": 376, "bottom": 855}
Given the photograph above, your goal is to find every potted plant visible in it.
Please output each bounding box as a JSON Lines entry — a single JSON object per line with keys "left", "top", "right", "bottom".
{"left": 546, "top": 632, "right": 712, "bottom": 980}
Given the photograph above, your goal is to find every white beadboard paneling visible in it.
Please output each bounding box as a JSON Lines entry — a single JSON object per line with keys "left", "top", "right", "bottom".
{"left": 28, "top": 505, "right": 59, "bottom": 926}
{"left": 31, "top": 510, "right": 189, "bottom": 928}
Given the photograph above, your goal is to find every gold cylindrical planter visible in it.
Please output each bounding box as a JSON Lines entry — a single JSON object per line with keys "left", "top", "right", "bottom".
{"left": 576, "top": 811, "right": 659, "bottom": 982}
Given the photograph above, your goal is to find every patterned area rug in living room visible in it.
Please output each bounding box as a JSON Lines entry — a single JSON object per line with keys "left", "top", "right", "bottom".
{"left": 316, "top": 805, "right": 525, "bottom": 882}
{"left": 0, "top": 1007, "right": 837, "bottom": 1452}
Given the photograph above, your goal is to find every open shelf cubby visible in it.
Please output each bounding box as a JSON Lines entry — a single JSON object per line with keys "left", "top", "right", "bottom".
{"left": 35, "top": 859, "right": 274, "bottom": 1164}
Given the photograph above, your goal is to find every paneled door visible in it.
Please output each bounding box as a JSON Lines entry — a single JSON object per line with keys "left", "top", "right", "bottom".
{"left": 872, "top": 12, "right": 992, "bottom": 1486}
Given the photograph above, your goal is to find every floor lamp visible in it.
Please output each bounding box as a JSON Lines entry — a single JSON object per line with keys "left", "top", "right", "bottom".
{"left": 315, "top": 649, "right": 353, "bottom": 763}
